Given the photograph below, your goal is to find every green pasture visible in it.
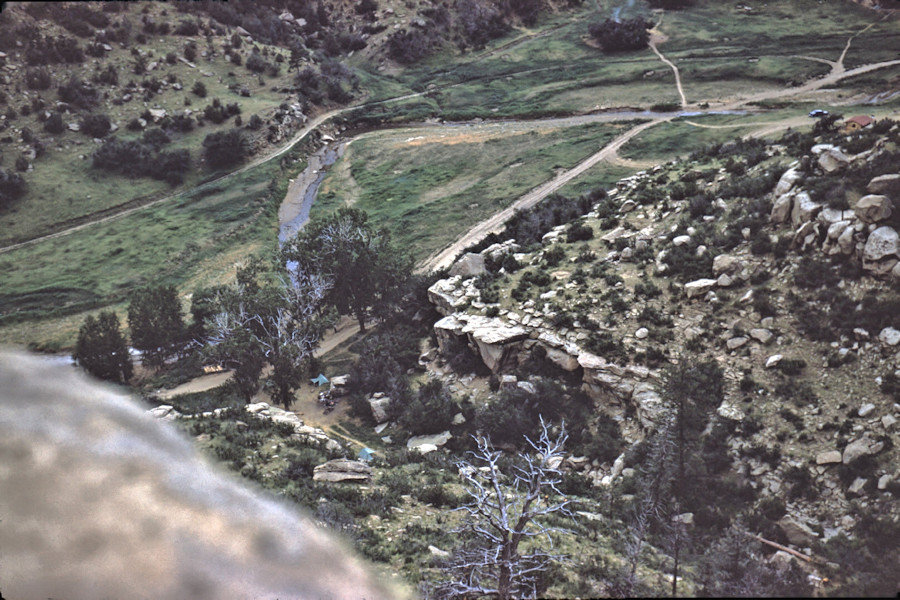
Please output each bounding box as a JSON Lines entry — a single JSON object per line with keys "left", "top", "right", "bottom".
{"left": 0, "top": 156, "right": 293, "bottom": 348}
{"left": 313, "top": 121, "right": 634, "bottom": 260}
{"left": 619, "top": 118, "right": 758, "bottom": 161}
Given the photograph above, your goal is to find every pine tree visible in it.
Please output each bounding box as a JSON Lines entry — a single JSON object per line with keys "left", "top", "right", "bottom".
{"left": 73, "top": 311, "right": 133, "bottom": 383}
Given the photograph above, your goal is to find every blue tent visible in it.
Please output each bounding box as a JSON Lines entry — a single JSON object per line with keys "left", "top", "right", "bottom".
{"left": 358, "top": 447, "right": 375, "bottom": 462}
{"left": 310, "top": 373, "right": 329, "bottom": 386}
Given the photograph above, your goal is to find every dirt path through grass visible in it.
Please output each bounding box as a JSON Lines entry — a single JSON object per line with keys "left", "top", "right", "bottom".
{"left": 649, "top": 29, "right": 687, "bottom": 108}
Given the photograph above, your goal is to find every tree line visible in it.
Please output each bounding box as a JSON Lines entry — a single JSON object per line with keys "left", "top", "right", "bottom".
{"left": 73, "top": 207, "right": 411, "bottom": 409}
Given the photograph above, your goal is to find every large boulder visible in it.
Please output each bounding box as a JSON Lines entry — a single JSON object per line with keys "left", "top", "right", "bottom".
{"left": 777, "top": 515, "right": 818, "bottom": 546}
{"left": 461, "top": 316, "right": 529, "bottom": 373}
{"left": 684, "top": 278, "right": 717, "bottom": 298}
{"left": 408, "top": 431, "right": 452, "bottom": 451}
{"left": 774, "top": 167, "right": 801, "bottom": 197}
{"left": 863, "top": 226, "right": 900, "bottom": 262}
{"left": 368, "top": 396, "right": 391, "bottom": 424}
{"left": 791, "top": 192, "right": 822, "bottom": 227}
{"left": 867, "top": 173, "right": 900, "bottom": 195}
{"left": 449, "top": 253, "right": 486, "bottom": 278}
{"left": 312, "top": 459, "right": 373, "bottom": 483}
{"left": 712, "top": 254, "right": 742, "bottom": 276}
{"left": 771, "top": 192, "right": 793, "bottom": 224}
{"left": 817, "top": 148, "right": 850, "bottom": 173}
{"left": 855, "top": 195, "right": 893, "bottom": 224}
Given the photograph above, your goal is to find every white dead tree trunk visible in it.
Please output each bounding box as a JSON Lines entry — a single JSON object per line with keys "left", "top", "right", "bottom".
{"left": 435, "top": 418, "right": 572, "bottom": 600}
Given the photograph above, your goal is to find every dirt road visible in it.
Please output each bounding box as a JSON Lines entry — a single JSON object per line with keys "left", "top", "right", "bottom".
{"left": 416, "top": 117, "right": 671, "bottom": 273}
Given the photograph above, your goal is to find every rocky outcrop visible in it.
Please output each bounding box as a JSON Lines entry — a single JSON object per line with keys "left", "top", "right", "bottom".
{"left": 313, "top": 459, "right": 373, "bottom": 483}
{"left": 245, "top": 402, "right": 342, "bottom": 452}
{"left": 428, "top": 276, "right": 470, "bottom": 315}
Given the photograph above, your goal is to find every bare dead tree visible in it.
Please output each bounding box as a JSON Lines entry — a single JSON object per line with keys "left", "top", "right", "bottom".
{"left": 207, "top": 267, "right": 334, "bottom": 407}
{"left": 433, "top": 418, "right": 572, "bottom": 600}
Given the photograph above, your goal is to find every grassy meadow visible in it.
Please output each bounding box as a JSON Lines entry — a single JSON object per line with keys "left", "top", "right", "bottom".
{"left": 313, "top": 121, "right": 635, "bottom": 259}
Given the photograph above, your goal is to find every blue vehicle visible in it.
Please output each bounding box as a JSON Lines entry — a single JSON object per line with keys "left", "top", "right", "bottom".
{"left": 809, "top": 109, "right": 829, "bottom": 118}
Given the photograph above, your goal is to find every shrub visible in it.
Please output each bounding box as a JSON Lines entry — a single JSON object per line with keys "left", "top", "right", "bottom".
{"left": 192, "top": 81, "right": 207, "bottom": 98}
{"left": 57, "top": 76, "right": 99, "bottom": 109}
{"left": 588, "top": 18, "right": 652, "bottom": 53}
{"left": 25, "top": 67, "right": 52, "bottom": 90}
{"left": 174, "top": 19, "right": 199, "bottom": 36}
{"left": 0, "top": 168, "right": 27, "bottom": 210}
{"left": 79, "top": 113, "right": 111, "bottom": 138}
{"left": 566, "top": 221, "right": 594, "bottom": 242}
{"left": 43, "top": 112, "right": 65, "bottom": 134}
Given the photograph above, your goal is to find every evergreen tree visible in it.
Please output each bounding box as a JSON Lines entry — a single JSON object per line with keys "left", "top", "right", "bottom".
{"left": 73, "top": 311, "right": 132, "bottom": 383}
{"left": 127, "top": 285, "right": 186, "bottom": 369}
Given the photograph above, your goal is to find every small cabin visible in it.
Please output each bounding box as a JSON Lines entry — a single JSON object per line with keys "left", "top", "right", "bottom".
{"left": 843, "top": 115, "right": 875, "bottom": 133}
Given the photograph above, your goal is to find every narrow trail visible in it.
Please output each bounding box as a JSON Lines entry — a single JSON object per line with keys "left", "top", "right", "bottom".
{"left": 649, "top": 31, "right": 688, "bottom": 108}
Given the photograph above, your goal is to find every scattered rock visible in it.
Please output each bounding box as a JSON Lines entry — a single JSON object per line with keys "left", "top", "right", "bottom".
{"left": 428, "top": 545, "right": 450, "bottom": 558}
{"left": 816, "top": 450, "right": 842, "bottom": 465}
{"left": 858, "top": 403, "right": 876, "bottom": 418}
{"left": 848, "top": 477, "right": 867, "bottom": 495}
{"left": 878, "top": 474, "right": 893, "bottom": 490}
{"left": 843, "top": 436, "right": 885, "bottom": 464}
{"left": 750, "top": 328, "right": 774, "bottom": 344}
{"left": 765, "top": 354, "right": 783, "bottom": 368}
{"left": 878, "top": 327, "right": 900, "bottom": 346}
{"left": 635, "top": 327, "right": 649, "bottom": 339}
{"left": 712, "top": 254, "right": 742, "bottom": 276}
{"left": 867, "top": 173, "right": 900, "bottom": 195}
{"left": 727, "top": 336, "right": 748, "bottom": 350}
{"left": 672, "top": 235, "right": 691, "bottom": 246}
